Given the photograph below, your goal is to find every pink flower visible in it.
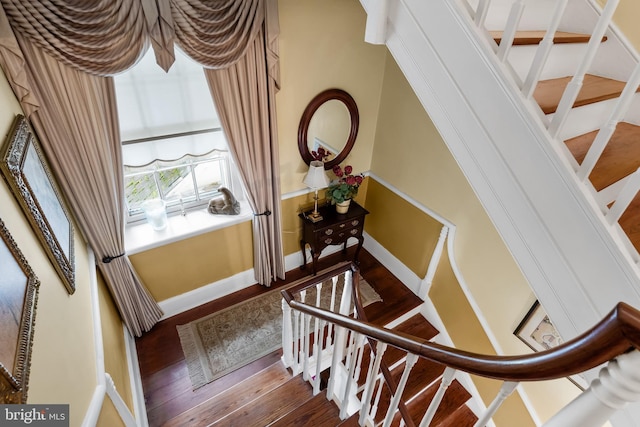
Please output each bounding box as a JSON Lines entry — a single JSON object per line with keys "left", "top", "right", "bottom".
{"left": 327, "top": 163, "right": 364, "bottom": 204}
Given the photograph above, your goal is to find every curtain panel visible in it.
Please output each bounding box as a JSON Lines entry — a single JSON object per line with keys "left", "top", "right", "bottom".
{"left": 0, "top": 0, "right": 284, "bottom": 335}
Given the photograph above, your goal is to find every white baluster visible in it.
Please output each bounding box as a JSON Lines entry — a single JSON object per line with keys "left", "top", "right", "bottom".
{"left": 577, "top": 61, "right": 640, "bottom": 181}
{"left": 370, "top": 375, "right": 385, "bottom": 424}
{"left": 548, "top": 0, "right": 620, "bottom": 137}
{"left": 543, "top": 351, "right": 640, "bottom": 427}
{"left": 327, "top": 322, "right": 349, "bottom": 401}
{"left": 339, "top": 270, "right": 353, "bottom": 316}
{"left": 382, "top": 353, "right": 419, "bottom": 427}
{"left": 352, "top": 334, "right": 367, "bottom": 393}
{"left": 474, "top": 0, "right": 491, "bottom": 27}
{"left": 360, "top": 341, "right": 388, "bottom": 426}
{"left": 309, "top": 283, "right": 323, "bottom": 388}
{"left": 292, "top": 308, "right": 301, "bottom": 375}
{"left": 473, "top": 381, "right": 519, "bottom": 427}
{"left": 606, "top": 168, "right": 640, "bottom": 224}
{"left": 496, "top": 0, "right": 526, "bottom": 62}
{"left": 303, "top": 312, "right": 312, "bottom": 381}
{"left": 522, "top": 0, "right": 569, "bottom": 98}
{"left": 419, "top": 367, "right": 457, "bottom": 427}
{"left": 327, "top": 276, "right": 339, "bottom": 347}
{"left": 419, "top": 226, "right": 448, "bottom": 297}
{"left": 281, "top": 298, "right": 293, "bottom": 368}
{"left": 340, "top": 332, "right": 364, "bottom": 420}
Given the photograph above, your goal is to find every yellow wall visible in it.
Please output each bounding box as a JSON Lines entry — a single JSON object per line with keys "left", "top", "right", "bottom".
{"left": 130, "top": 222, "right": 254, "bottom": 301}
{"left": 0, "top": 70, "right": 98, "bottom": 425}
{"left": 276, "top": 0, "right": 387, "bottom": 194}
{"left": 598, "top": 0, "right": 640, "bottom": 50}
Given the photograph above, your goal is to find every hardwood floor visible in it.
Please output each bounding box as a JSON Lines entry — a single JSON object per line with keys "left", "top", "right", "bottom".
{"left": 135, "top": 248, "right": 422, "bottom": 426}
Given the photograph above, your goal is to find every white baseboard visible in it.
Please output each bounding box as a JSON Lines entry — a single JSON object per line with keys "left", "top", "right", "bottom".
{"left": 158, "top": 268, "right": 258, "bottom": 320}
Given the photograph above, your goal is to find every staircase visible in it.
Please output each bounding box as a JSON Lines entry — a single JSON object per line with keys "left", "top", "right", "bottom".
{"left": 161, "top": 265, "right": 479, "bottom": 426}
{"left": 359, "top": 0, "right": 640, "bottom": 364}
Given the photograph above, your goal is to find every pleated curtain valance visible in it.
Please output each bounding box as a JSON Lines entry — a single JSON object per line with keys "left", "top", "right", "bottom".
{"left": 0, "top": 0, "right": 265, "bottom": 75}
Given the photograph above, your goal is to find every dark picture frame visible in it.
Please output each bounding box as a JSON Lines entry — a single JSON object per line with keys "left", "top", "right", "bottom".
{"left": 0, "top": 115, "right": 75, "bottom": 294}
{"left": 514, "top": 301, "right": 563, "bottom": 352}
{"left": 515, "top": 301, "right": 587, "bottom": 390}
{"left": 0, "top": 217, "right": 40, "bottom": 403}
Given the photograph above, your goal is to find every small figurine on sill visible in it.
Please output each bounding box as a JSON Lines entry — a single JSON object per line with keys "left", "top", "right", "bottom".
{"left": 208, "top": 187, "right": 241, "bottom": 215}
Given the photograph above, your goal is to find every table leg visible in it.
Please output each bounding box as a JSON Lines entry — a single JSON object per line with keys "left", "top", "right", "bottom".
{"left": 311, "top": 250, "right": 319, "bottom": 276}
{"left": 299, "top": 240, "right": 307, "bottom": 270}
{"left": 353, "top": 236, "right": 365, "bottom": 265}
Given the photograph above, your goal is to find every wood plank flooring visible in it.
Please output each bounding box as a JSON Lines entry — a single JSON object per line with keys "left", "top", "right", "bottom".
{"left": 135, "top": 248, "right": 422, "bottom": 426}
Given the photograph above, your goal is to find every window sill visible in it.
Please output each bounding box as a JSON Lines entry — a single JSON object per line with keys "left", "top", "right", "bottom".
{"left": 125, "top": 200, "right": 252, "bottom": 255}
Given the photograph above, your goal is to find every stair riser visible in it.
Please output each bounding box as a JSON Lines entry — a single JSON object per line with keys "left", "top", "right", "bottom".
{"left": 505, "top": 43, "right": 588, "bottom": 83}
{"left": 479, "top": 0, "right": 559, "bottom": 31}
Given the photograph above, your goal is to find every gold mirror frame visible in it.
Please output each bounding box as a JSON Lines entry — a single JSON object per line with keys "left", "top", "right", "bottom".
{"left": 0, "top": 217, "right": 40, "bottom": 403}
{"left": 297, "top": 88, "right": 359, "bottom": 170}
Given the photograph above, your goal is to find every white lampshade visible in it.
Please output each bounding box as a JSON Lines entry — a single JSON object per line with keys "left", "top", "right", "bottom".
{"left": 303, "top": 160, "right": 329, "bottom": 189}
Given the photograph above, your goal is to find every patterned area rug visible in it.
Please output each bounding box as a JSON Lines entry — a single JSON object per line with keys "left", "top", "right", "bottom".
{"left": 177, "top": 277, "right": 381, "bottom": 390}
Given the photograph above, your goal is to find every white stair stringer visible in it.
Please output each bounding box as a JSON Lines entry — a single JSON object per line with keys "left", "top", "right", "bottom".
{"left": 359, "top": 0, "right": 640, "bottom": 424}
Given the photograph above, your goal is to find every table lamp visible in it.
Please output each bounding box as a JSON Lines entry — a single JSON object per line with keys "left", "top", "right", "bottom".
{"left": 303, "top": 160, "right": 329, "bottom": 223}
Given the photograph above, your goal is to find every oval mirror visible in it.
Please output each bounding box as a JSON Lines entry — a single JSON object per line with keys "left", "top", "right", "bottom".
{"left": 298, "top": 88, "right": 359, "bottom": 170}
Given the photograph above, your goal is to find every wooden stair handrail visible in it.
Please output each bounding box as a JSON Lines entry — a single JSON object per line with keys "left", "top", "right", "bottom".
{"left": 282, "top": 284, "right": 640, "bottom": 382}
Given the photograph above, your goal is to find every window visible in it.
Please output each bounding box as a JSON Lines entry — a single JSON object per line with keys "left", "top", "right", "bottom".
{"left": 114, "top": 48, "right": 241, "bottom": 221}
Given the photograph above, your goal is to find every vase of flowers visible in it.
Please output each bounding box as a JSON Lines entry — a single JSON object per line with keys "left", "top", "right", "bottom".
{"left": 327, "top": 164, "right": 364, "bottom": 213}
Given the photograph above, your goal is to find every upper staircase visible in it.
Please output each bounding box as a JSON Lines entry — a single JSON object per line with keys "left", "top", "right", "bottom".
{"left": 358, "top": 0, "right": 640, "bottom": 373}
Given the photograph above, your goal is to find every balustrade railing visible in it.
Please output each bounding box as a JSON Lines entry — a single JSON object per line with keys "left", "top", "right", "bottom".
{"left": 281, "top": 262, "right": 640, "bottom": 426}
{"left": 460, "top": 0, "right": 640, "bottom": 261}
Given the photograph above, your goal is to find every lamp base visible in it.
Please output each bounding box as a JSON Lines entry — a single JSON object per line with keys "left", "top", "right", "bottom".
{"left": 307, "top": 211, "right": 323, "bottom": 223}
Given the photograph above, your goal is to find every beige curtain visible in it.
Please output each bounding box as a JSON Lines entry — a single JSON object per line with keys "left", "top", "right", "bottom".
{"left": 0, "top": 0, "right": 283, "bottom": 331}
{"left": 204, "top": 23, "right": 285, "bottom": 286}
{"left": 16, "top": 34, "right": 163, "bottom": 336}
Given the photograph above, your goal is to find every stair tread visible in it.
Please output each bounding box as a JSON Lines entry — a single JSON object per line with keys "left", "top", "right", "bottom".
{"left": 372, "top": 357, "right": 446, "bottom": 423}
{"left": 358, "top": 314, "right": 440, "bottom": 383}
{"left": 617, "top": 194, "right": 640, "bottom": 254}
{"left": 565, "top": 122, "right": 640, "bottom": 191}
{"left": 490, "top": 30, "right": 598, "bottom": 46}
{"left": 267, "top": 390, "right": 341, "bottom": 427}
{"left": 436, "top": 403, "right": 479, "bottom": 427}
{"left": 534, "top": 74, "right": 631, "bottom": 114}
{"left": 391, "top": 379, "right": 472, "bottom": 427}
{"left": 162, "top": 360, "right": 291, "bottom": 427}
{"left": 209, "top": 374, "right": 314, "bottom": 427}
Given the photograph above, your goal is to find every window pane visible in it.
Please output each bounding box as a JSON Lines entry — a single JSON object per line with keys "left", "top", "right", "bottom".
{"left": 194, "top": 160, "right": 225, "bottom": 197}
{"left": 124, "top": 172, "right": 158, "bottom": 212}
{"left": 157, "top": 166, "right": 191, "bottom": 200}
{"left": 115, "top": 49, "right": 220, "bottom": 141}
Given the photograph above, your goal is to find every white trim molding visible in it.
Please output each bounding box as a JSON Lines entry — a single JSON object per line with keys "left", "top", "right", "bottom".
{"left": 83, "top": 247, "right": 138, "bottom": 427}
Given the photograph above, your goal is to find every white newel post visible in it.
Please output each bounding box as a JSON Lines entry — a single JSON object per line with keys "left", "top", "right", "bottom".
{"left": 543, "top": 351, "right": 640, "bottom": 427}
{"left": 419, "top": 225, "right": 448, "bottom": 297}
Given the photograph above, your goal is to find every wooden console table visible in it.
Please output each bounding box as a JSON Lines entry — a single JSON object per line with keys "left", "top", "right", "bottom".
{"left": 299, "top": 201, "right": 369, "bottom": 275}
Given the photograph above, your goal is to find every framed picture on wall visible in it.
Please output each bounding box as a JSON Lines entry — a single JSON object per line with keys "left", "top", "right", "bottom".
{"left": 515, "top": 301, "right": 588, "bottom": 389}
{"left": 0, "top": 217, "right": 40, "bottom": 403}
{"left": 514, "top": 301, "right": 563, "bottom": 351}
{"left": 0, "top": 114, "right": 75, "bottom": 294}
